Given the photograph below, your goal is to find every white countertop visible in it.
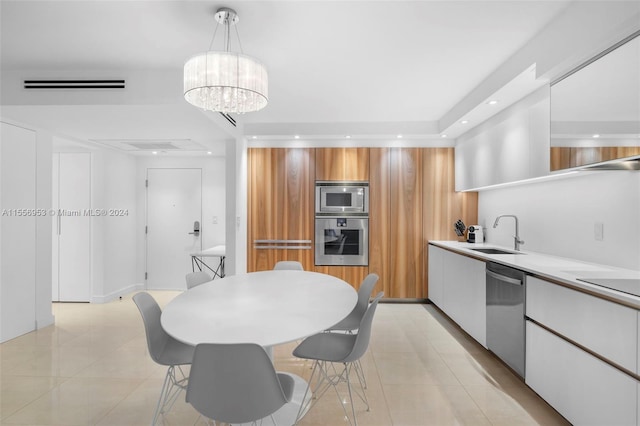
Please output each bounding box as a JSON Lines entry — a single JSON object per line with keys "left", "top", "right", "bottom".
{"left": 429, "top": 240, "right": 640, "bottom": 308}
{"left": 191, "top": 245, "right": 225, "bottom": 257}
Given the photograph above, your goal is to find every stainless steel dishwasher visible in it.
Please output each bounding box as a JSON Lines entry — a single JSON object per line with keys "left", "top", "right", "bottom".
{"left": 486, "top": 262, "right": 527, "bottom": 378}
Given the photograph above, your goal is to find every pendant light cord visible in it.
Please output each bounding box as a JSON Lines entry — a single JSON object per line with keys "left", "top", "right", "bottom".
{"left": 208, "top": 22, "right": 220, "bottom": 51}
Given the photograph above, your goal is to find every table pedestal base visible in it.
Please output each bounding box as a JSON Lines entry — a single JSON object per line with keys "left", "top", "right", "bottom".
{"left": 237, "top": 373, "right": 310, "bottom": 426}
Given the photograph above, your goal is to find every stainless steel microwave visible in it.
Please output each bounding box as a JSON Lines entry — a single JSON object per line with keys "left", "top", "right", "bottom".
{"left": 315, "top": 181, "right": 369, "bottom": 215}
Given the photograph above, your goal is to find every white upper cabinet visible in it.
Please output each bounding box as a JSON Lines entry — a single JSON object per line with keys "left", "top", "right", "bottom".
{"left": 455, "top": 87, "right": 550, "bottom": 191}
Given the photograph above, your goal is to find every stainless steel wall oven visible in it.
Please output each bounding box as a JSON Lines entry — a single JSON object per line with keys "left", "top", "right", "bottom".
{"left": 315, "top": 181, "right": 369, "bottom": 266}
{"left": 315, "top": 216, "right": 368, "bottom": 266}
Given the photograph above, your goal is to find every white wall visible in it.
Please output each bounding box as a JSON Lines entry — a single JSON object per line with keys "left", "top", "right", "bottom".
{"left": 478, "top": 171, "right": 640, "bottom": 271}
{"left": 35, "top": 129, "right": 54, "bottom": 328}
{"left": 0, "top": 119, "right": 54, "bottom": 342}
{"left": 135, "top": 155, "right": 226, "bottom": 283}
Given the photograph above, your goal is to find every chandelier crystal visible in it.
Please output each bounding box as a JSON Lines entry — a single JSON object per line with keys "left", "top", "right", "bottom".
{"left": 184, "top": 8, "right": 268, "bottom": 114}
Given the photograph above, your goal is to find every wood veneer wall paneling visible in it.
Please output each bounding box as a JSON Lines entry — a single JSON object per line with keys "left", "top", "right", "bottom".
{"left": 423, "top": 148, "right": 478, "bottom": 241}
{"left": 247, "top": 148, "right": 315, "bottom": 271}
{"left": 313, "top": 266, "right": 369, "bottom": 288}
{"left": 315, "top": 148, "right": 370, "bottom": 181}
{"left": 422, "top": 148, "right": 478, "bottom": 299}
{"left": 368, "top": 148, "right": 391, "bottom": 298}
{"left": 389, "top": 148, "right": 424, "bottom": 298}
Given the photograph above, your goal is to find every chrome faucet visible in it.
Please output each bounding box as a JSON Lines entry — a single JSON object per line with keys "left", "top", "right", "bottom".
{"left": 493, "top": 214, "right": 525, "bottom": 251}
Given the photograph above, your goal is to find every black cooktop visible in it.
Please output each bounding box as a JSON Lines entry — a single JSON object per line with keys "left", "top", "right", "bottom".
{"left": 576, "top": 278, "right": 640, "bottom": 298}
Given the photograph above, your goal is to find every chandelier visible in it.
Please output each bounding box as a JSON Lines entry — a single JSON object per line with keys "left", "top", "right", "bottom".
{"left": 184, "top": 7, "right": 268, "bottom": 114}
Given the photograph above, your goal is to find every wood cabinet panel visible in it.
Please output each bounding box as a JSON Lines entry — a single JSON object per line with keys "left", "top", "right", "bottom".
{"left": 551, "top": 146, "right": 640, "bottom": 171}
{"left": 247, "top": 148, "right": 315, "bottom": 271}
{"left": 369, "top": 148, "right": 391, "bottom": 298}
{"left": 389, "top": 148, "right": 423, "bottom": 298}
{"left": 315, "top": 148, "right": 369, "bottom": 181}
{"left": 550, "top": 147, "right": 571, "bottom": 171}
{"left": 313, "top": 266, "right": 370, "bottom": 289}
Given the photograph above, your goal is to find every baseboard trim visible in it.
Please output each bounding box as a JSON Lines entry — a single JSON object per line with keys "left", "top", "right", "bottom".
{"left": 91, "top": 283, "right": 145, "bottom": 304}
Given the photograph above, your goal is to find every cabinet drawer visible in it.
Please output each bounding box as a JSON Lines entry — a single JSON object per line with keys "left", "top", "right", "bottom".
{"left": 526, "top": 276, "right": 637, "bottom": 372}
{"left": 526, "top": 321, "right": 637, "bottom": 426}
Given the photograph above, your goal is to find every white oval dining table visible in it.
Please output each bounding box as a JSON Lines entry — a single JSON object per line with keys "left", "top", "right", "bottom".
{"left": 161, "top": 270, "right": 358, "bottom": 425}
{"left": 162, "top": 270, "right": 357, "bottom": 346}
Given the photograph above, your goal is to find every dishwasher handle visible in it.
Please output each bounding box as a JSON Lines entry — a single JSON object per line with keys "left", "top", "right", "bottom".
{"left": 487, "top": 269, "right": 523, "bottom": 286}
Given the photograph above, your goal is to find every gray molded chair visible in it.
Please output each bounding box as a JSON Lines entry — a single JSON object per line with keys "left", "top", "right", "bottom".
{"left": 185, "top": 271, "right": 211, "bottom": 289}
{"left": 273, "top": 260, "right": 304, "bottom": 271}
{"left": 186, "top": 343, "right": 295, "bottom": 425}
{"left": 133, "top": 292, "right": 195, "bottom": 425}
{"left": 293, "top": 292, "right": 384, "bottom": 426}
{"left": 327, "top": 273, "right": 379, "bottom": 332}
{"left": 325, "top": 273, "right": 379, "bottom": 390}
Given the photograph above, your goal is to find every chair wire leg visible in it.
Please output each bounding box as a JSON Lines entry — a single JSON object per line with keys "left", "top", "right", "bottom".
{"left": 152, "top": 365, "right": 188, "bottom": 425}
{"left": 294, "top": 360, "right": 320, "bottom": 424}
{"left": 152, "top": 366, "right": 172, "bottom": 425}
{"left": 345, "top": 364, "right": 358, "bottom": 426}
{"left": 355, "top": 359, "right": 367, "bottom": 389}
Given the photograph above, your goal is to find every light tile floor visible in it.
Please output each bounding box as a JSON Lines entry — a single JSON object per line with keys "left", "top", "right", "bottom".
{"left": 0, "top": 291, "right": 570, "bottom": 425}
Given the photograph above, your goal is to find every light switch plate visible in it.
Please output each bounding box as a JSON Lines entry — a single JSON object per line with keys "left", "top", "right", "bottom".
{"left": 594, "top": 222, "right": 604, "bottom": 241}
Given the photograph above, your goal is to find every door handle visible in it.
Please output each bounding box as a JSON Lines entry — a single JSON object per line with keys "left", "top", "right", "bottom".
{"left": 189, "top": 220, "right": 200, "bottom": 235}
{"left": 486, "top": 269, "right": 523, "bottom": 286}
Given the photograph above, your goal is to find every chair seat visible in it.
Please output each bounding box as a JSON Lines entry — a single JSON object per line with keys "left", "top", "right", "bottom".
{"left": 157, "top": 338, "right": 195, "bottom": 366}
{"left": 293, "top": 332, "right": 356, "bottom": 363}
{"left": 276, "top": 372, "right": 295, "bottom": 401}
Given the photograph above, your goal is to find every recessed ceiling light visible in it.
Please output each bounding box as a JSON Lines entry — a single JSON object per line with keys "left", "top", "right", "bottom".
{"left": 152, "top": 151, "right": 158, "bottom": 155}
{"left": 207, "top": 151, "right": 212, "bottom": 155}
{"left": 460, "top": 120, "right": 469, "bottom": 125}
{"left": 397, "top": 134, "right": 403, "bottom": 139}
{"left": 251, "top": 136, "right": 257, "bottom": 139}
{"left": 593, "top": 134, "right": 600, "bottom": 138}
{"left": 294, "top": 135, "right": 300, "bottom": 139}
{"left": 441, "top": 134, "right": 448, "bottom": 138}
{"left": 345, "top": 135, "right": 351, "bottom": 139}
{"left": 486, "top": 99, "right": 498, "bottom": 105}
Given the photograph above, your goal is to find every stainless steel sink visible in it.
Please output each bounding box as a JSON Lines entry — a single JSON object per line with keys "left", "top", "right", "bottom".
{"left": 470, "top": 248, "right": 524, "bottom": 255}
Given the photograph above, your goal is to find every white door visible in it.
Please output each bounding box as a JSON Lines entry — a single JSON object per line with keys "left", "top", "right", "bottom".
{"left": 146, "top": 168, "right": 202, "bottom": 290}
{"left": 53, "top": 153, "right": 91, "bottom": 302}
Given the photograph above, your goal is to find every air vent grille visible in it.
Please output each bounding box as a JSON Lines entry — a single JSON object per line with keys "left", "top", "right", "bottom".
{"left": 219, "top": 112, "right": 237, "bottom": 127}
{"left": 88, "top": 139, "right": 207, "bottom": 152}
{"left": 125, "top": 142, "right": 179, "bottom": 150}
{"left": 24, "top": 80, "right": 125, "bottom": 89}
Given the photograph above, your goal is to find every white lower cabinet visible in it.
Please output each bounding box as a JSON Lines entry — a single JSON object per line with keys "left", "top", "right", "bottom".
{"left": 526, "top": 321, "right": 637, "bottom": 425}
{"left": 527, "top": 276, "right": 637, "bottom": 372}
{"left": 428, "top": 245, "right": 486, "bottom": 347}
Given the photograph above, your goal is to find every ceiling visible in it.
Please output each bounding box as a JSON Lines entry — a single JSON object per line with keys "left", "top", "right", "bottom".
{"left": 0, "top": 0, "right": 572, "bottom": 153}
